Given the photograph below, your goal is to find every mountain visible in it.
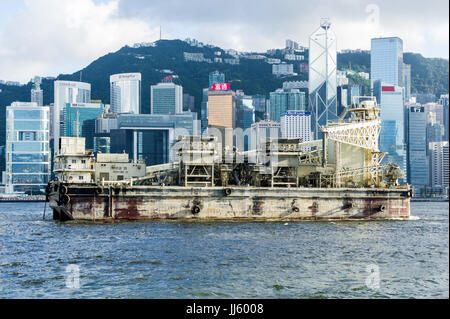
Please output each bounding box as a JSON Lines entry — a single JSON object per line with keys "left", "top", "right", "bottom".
{"left": 337, "top": 51, "right": 449, "bottom": 95}
{"left": 0, "top": 39, "right": 449, "bottom": 145}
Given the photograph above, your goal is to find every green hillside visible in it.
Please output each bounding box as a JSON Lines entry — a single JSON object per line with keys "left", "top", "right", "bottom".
{"left": 0, "top": 39, "right": 448, "bottom": 145}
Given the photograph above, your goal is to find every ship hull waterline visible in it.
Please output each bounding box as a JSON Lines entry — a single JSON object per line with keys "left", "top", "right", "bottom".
{"left": 47, "top": 184, "right": 411, "bottom": 222}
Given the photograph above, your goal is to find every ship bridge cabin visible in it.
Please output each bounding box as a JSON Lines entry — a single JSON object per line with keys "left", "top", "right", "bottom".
{"left": 54, "top": 137, "right": 95, "bottom": 183}
{"left": 54, "top": 136, "right": 146, "bottom": 184}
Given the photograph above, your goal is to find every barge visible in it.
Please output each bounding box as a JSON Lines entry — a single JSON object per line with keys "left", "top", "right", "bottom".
{"left": 46, "top": 97, "right": 411, "bottom": 221}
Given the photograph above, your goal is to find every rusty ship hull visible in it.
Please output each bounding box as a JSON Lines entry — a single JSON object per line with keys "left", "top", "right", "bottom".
{"left": 47, "top": 184, "right": 411, "bottom": 222}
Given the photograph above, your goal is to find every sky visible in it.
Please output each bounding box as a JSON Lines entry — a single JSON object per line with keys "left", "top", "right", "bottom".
{"left": 0, "top": 0, "right": 448, "bottom": 83}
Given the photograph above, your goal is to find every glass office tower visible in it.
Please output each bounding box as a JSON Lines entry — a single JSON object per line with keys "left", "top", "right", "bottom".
{"left": 5, "top": 102, "right": 50, "bottom": 193}
{"left": 308, "top": 19, "right": 337, "bottom": 139}
{"left": 374, "top": 81, "right": 406, "bottom": 181}
{"left": 63, "top": 103, "right": 105, "bottom": 150}
{"left": 370, "top": 37, "right": 403, "bottom": 89}
{"left": 151, "top": 82, "right": 183, "bottom": 115}
{"left": 269, "top": 89, "right": 306, "bottom": 122}
{"left": 110, "top": 73, "right": 141, "bottom": 114}
{"left": 407, "top": 105, "right": 428, "bottom": 185}
{"left": 53, "top": 81, "right": 91, "bottom": 155}
{"left": 209, "top": 71, "right": 225, "bottom": 88}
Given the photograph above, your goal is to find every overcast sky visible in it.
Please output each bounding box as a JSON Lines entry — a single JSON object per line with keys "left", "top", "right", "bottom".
{"left": 0, "top": 0, "right": 448, "bottom": 83}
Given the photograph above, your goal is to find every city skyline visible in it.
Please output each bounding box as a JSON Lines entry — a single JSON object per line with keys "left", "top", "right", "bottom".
{"left": 0, "top": 0, "right": 448, "bottom": 83}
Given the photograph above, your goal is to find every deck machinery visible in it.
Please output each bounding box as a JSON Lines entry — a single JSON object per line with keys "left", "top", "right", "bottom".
{"left": 134, "top": 97, "right": 403, "bottom": 190}
{"left": 47, "top": 97, "right": 411, "bottom": 221}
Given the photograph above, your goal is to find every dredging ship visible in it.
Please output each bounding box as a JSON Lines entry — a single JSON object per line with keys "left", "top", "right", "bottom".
{"left": 46, "top": 97, "right": 411, "bottom": 221}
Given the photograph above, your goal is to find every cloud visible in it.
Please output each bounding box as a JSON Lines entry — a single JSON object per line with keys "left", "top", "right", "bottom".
{"left": 0, "top": 0, "right": 448, "bottom": 83}
{"left": 0, "top": 0, "right": 159, "bottom": 83}
{"left": 118, "top": 0, "right": 449, "bottom": 57}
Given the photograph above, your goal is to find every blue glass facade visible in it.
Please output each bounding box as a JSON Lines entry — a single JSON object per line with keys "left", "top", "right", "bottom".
{"left": 370, "top": 37, "right": 403, "bottom": 88}
{"left": 269, "top": 89, "right": 306, "bottom": 122}
{"left": 407, "top": 106, "right": 428, "bottom": 185}
{"left": 374, "top": 81, "right": 406, "bottom": 181}
{"left": 64, "top": 103, "right": 104, "bottom": 150}
{"left": 5, "top": 102, "right": 50, "bottom": 193}
{"left": 209, "top": 71, "right": 225, "bottom": 88}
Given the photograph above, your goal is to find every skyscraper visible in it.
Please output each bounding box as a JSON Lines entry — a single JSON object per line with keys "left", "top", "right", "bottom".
{"left": 63, "top": 103, "right": 105, "bottom": 150}
{"left": 209, "top": 71, "right": 225, "bottom": 89}
{"left": 370, "top": 37, "right": 404, "bottom": 89}
{"left": 439, "top": 94, "right": 449, "bottom": 141}
{"left": 251, "top": 120, "right": 281, "bottom": 151}
{"left": 207, "top": 90, "right": 236, "bottom": 129}
{"left": 269, "top": 89, "right": 306, "bottom": 122}
{"left": 374, "top": 81, "right": 406, "bottom": 180}
{"left": 151, "top": 82, "right": 183, "bottom": 115}
{"left": 308, "top": 19, "right": 337, "bottom": 139}
{"left": 407, "top": 105, "right": 428, "bottom": 185}
{"left": 235, "top": 91, "right": 255, "bottom": 132}
{"left": 110, "top": 73, "right": 141, "bottom": 114}
{"left": 429, "top": 141, "right": 449, "bottom": 187}
{"left": 200, "top": 88, "right": 209, "bottom": 133}
{"left": 31, "top": 76, "right": 43, "bottom": 106}
{"left": 280, "top": 111, "right": 312, "bottom": 142}
{"left": 5, "top": 102, "right": 50, "bottom": 193}
{"left": 53, "top": 81, "right": 91, "bottom": 155}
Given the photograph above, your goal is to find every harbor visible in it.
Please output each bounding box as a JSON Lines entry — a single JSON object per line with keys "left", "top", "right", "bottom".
{"left": 0, "top": 200, "right": 447, "bottom": 298}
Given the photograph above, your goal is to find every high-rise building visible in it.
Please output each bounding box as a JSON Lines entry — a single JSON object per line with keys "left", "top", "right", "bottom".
{"left": 337, "top": 84, "right": 361, "bottom": 118}
{"left": 269, "top": 89, "right": 306, "bottom": 122}
{"left": 5, "top": 102, "right": 50, "bottom": 193}
{"left": 374, "top": 81, "right": 406, "bottom": 180}
{"left": 429, "top": 141, "right": 449, "bottom": 187}
{"left": 235, "top": 91, "right": 255, "bottom": 131}
{"left": 209, "top": 71, "right": 225, "bottom": 89}
{"left": 110, "top": 73, "right": 141, "bottom": 114}
{"left": 31, "top": 76, "right": 43, "bottom": 106}
{"left": 425, "top": 102, "right": 444, "bottom": 127}
{"left": 308, "top": 19, "right": 337, "bottom": 139}
{"left": 407, "top": 105, "right": 428, "bottom": 185}
{"left": 370, "top": 37, "right": 403, "bottom": 89}
{"left": 439, "top": 94, "right": 449, "bottom": 141}
{"left": 63, "top": 103, "right": 105, "bottom": 150}
{"left": 53, "top": 81, "right": 91, "bottom": 156}
{"left": 200, "top": 88, "right": 209, "bottom": 133}
{"left": 151, "top": 82, "right": 183, "bottom": 115}
{"left": 280, "top": 111, "right": 312, "bottom": 143}
{"left": 183, "top": 93, "right": 195, "bottom": 112}
{"left": 252, "top": 95, "right": 268, "bottom": 114}
{"left": 207, "top": 90, "right": 236, "bottom": 129}
{"left": 250, "top": 120, "right": 281, "bottom": 151}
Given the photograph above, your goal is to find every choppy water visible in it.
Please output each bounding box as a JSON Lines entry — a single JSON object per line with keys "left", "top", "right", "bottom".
{"left": 0, "top": 201, "right": 448, "bottom": 298}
